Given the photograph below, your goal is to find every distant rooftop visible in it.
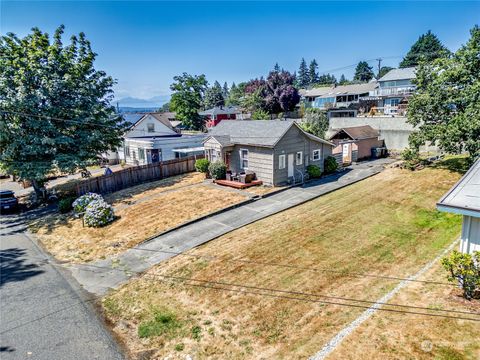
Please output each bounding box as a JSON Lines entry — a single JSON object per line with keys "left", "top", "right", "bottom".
{"left": 199, "top": 106, "right": 239, "bottom": 116}
{"left": 437, "top": 158, "right": 480, "bottom": 218}
{"left": 378, "top": 67, "right": 416, "bottom": 82}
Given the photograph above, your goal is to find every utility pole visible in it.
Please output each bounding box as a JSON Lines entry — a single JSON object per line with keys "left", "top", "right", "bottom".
{"left": 376, "top": 58, "right": 382, "bottom": 79}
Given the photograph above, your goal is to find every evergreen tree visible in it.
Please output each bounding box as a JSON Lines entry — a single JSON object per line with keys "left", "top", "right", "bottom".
{"left": 226, "top": 82, "right": 246, "bottom": 106}
{"left": 309, "top": 59, "right": 319, "bottom": 85}
{"left": 339, "top": 74, "right": 348, "bottom": 85}
{"left": 317, "top": 73, "right": 337, "bottom": 85}
{"left": 400, "top": 30, "right": 451, "bottom": 68}
{"left": 203, "top": 81, "right": 225, "bottom": 109}
{"left": 0, "top": 25, "right": 126, "bottom": 195}
{"left": 222, "top": 81, "right": 229, "bottom": 98}
{"left": 353, "top": 61, "right": 374, "bottom": 82}
{"left": 274, "top": 62, "right": 281, "bottom": 72}
{"left": 297, "top": 58, "right": 309, "bottom": 88}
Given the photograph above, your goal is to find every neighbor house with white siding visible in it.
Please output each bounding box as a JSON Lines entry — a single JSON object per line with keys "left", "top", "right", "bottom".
{"left": 203, "top": 120, "right": 334, "bottom": 186}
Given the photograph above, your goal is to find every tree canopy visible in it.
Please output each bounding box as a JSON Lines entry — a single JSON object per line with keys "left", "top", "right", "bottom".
{"left": 400, "top": 30, "right": 451, "bottom": 68}
{"left": 226, "top": 82, "right": 245, "bottom": 106}
{"left": 407, "top": 25, "right": 480, "bottom": 164}
{"left": 298, "top": 108, "right": 329, "bottom": 139}
{"left": 169, "top": 73, "right": 208, "bottom": 130}
{"left": 308, "top": 59, "right": 319, "bottom": 85}
{"left": 0, "top": 25, "right": 125, "bottom": 191}
{"left": 203, "top": 80, "right": 225, "bottom": 109}
{"left": 353, "top": 61, "right": 374, "bottom": 82}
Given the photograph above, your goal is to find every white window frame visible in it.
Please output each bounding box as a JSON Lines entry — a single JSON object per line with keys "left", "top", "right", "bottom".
{"left": 138, "top": 147, "right": 145, "bottom": 161}
{"left": 296, "top": 151, "right": 303, "bottom": 165}
{"left": 279, "top": 154, "right": 286, "bottom": 169}
{"left": 125, "top": 146, "right": 130, "bottom": 157}
{"left": 312, "top": 149, "right": 321, "bottom": 161}
{"left": 240, "top": 149, "right": 249, "bottom": 169}
{"left": 147, "top": 123, "right": 155, "bottom": 133}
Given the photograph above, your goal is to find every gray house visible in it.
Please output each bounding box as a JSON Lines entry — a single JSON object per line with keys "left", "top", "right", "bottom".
{"left": 204, "top": 120, "right": 334, "bottom": 186}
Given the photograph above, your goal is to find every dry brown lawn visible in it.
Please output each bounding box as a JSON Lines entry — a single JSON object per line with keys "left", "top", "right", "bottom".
{"left": 101, "top": 165, "right": 469, "bottom": 360}
{"left": 330, "top": 260, "right": 480, "bottom": 360}
{"left": 31, "top": 175, "right": 247, "bottom": 263}
{"left": 242, "top": 185, "right": 286, "bottom": 197}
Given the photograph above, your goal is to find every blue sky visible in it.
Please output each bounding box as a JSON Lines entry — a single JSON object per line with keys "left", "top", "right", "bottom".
{"left": 2, "top": 1, "right": 479, "bottom": 102}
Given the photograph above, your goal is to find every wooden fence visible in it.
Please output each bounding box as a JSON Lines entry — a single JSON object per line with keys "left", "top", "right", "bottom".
{"left": 76, "top": 155, "right": 203, "bottom": 196}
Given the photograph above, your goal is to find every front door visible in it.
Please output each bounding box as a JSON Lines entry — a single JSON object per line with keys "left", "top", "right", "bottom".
{"left": 151, "top": 149, "right": 160, "bottom": 163}
{"left": 225, "top": 152, "right": 231, "bottom": 169}
{"left": 342, "top": 143, "right": 351, "bottom": 163}
{"left": 287, "top": 153, "right": 294, "bottom": 177}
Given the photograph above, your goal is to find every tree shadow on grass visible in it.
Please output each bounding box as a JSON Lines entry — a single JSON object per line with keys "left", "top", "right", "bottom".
{"left": 0, "top": 248, "right": 44, "bottom": 288}
{"left": 430, "top": 156, "right": 470, "bottom": 175}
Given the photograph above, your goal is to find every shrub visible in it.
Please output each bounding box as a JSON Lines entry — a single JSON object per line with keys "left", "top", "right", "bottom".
{"left": 306, "top": 165, "right": 322, "bottom": 178}
{"left": 441, "top": 250, "right": 480, "bottom": 300}
{"left": 195, "top": 158, "right": 210, "bottom": 174}
{"left": 324, "top": 156, "right": 338, "bottom": 173}
{"left": 72, "top": 192, "right": 103, "bottom": 214}
{"left": 401, "top": 148, "right": 422, "bottom": 170}
{"left": 83, "top": 199, "right": 115, "bottom": 227}
{"left": 208, "top": 161, "right": 227, "bottom": 180}
{"left": 58, "top": 197, "right": 76, "bottom": 214}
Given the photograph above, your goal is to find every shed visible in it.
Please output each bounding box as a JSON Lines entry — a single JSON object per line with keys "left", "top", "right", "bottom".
{"left": 328, "top": 125, "right": 384, "bottom": 164}
{"left": 437, "top": 159, "right": 480, "bottom": 254}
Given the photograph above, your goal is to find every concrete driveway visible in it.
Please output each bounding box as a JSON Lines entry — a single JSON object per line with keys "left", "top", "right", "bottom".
{"left": 0, "top": 209, "right": 125, "bottom": 360}
{"left": 71, "top": 158, "right": 395, "bottom": 295}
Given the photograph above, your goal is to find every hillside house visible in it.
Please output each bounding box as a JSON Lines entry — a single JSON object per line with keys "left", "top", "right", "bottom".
{"left": 204, "top": 120, "right": 334, "bottom": 185}
{"left": 301, "top": 82, "right": 378, "bottom": 118}
{"left": 368, "top": 67, "right": 416, "bottom": 116}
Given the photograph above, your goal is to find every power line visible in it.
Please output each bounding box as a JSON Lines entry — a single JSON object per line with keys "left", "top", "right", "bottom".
{"left": 0, "top": 254, "right": 478, "bottom": 320}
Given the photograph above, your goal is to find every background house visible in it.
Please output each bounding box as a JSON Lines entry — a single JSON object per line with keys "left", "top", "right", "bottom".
{"left": 301, "top": 82, "right": 378, "bottom": 118}
{"left": 200, "top": 106, "right": 242, "bottom": 128}
{"left": 328, "top": 125, "right": 384, "bottom": 165}
{"left": 437, "top": 158, "right": 480, "bottom": 254}
{"left": 114, "top": 112, "right": 204, "bottom": 165}
{"left": 204, "top": 120, "right": 334, "bottom": 185}
{"left": 369, "top": 67, "right": 416, "bottom": 116}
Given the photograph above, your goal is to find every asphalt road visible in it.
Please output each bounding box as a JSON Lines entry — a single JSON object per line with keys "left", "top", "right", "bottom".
{"left": 0, "top": 208, "right": 125, "bottom": 360}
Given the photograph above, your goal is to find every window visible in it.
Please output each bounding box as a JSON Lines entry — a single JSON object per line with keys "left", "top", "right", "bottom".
{"left": 132, "top": 150, "right": 137, "bottom": 161}
{"left": 279, "top": 154, "right": 286, "bottom": 169}
{"left": 313, "top": 149, "right": 321, "bottom": 161}
{"left": 147, "top": 123, "right": 155, "bottom": 133}
{"left": 125, "top": 146, "right": 130, "bottom": 157}
{"left": 296, "top": 151, "right": 303, "bottom": 165}
{"left": 240, "top": 149, "right": 248, "bottom": 169}
{"left": 138, "top": 148, "right": 145, "bottom": 161}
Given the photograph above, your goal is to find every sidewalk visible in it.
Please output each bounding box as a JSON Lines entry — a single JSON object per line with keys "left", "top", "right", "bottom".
{"left": 70, "top": 158, "right": 394, "bottom": 295}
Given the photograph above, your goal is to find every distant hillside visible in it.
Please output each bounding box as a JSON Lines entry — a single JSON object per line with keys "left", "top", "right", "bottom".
{"left": 115, "top": 95, "right": 170, "bottom": 109}
{"left": 117, "top": 107, "right": 159, "bottom": 114}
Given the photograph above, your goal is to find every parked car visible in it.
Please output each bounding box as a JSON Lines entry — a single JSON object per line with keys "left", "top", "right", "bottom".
{"left": 0, "top": 190, "right": 19, "bottom": 213}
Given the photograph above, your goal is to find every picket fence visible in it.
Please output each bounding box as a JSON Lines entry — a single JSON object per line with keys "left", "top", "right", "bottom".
{"left": 76, "top": 155, "right": 202, "bottom": 195}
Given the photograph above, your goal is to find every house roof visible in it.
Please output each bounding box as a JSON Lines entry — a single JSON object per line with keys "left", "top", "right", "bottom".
{"left": 437, "top": 158, "right": 480, "bottom": 218}
{"left": 302, "top": 82, "right": 378, "bottom": 98}
{"left": 199, "top": 106, "right": 239, "bottom": 116}
{"left": 378, "top": 67, "right": 416, "bottom": 82}
{"left": 206, "top": 120, "right": 333, "bottom": 148}
{"left": 123, "top": 112, "right": 176, "bottom": 130}
{"left": 329, "top": 125, "right": 380, "bottom": 141}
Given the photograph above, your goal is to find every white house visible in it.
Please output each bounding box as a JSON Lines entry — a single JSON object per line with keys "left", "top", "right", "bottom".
{"left": 437, "top": 158, "right": 480, "bottom": 254}
{"left": 116, "top": 112, "right": 204, "bottom": 165}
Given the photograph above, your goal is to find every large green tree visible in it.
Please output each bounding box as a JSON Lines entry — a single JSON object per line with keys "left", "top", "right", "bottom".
{"left": 353, "top": 61, "right": 374, "bottom": 82}
{"left": 226, "top": 82, "right": 246, "bottom": 106}
{"left": 203, "top": 80, "right": 225, "bottom": 109}
{"left": 407, "top": 25, "right": 480, "bottom": 164}
{"left": 400, "top": 30, "right": 451, "bottom": 68}
{"left": 169, "top": 73, "right": 208, "bottom": 130}
{"left": 0, "top": 26, "right": 125, "bottom": 194}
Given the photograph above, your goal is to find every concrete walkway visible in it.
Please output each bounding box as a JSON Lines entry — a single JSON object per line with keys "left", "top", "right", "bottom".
{"left": 70, "top": 158, "right": 394, "bottom": 295}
